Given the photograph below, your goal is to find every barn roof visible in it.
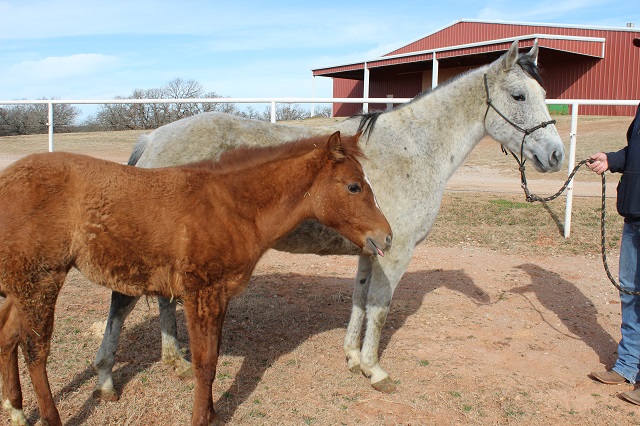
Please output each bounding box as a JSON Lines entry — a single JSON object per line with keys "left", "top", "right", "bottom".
{"left": 312, "top": 19, "right": 634, "bottom": 80}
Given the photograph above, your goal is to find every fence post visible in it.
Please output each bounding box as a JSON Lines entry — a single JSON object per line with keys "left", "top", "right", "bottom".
{"left": 270, "top": 101, "right": 276, "bottom": 123}
{"left": 563, "top": 103, "right": 579, "bottom": 238}
{"left": 363, "top": 62, "right": 369, "bottom": 113}
{"left": 47, "top": 101, "right": 54, "bottom": 152}
{"left": 311, "top": 77, "right": 315, "bottom": 117}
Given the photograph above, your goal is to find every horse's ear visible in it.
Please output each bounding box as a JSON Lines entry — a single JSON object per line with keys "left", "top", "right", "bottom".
{"left": 327, "top": 131, "right": 346, "bottom": 161}
{"left": 526, "top": 41, "right": 539, "bottom": 64}
{"left": 504, "top": 40, "right": 519, "bottom": 71}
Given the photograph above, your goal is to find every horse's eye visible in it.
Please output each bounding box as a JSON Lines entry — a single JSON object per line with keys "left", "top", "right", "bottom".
{"left": 512, "top": 93, "right": 526, "bottom": 102}
{"left": 347, "top": 183, "right": 362, "bottom": 194}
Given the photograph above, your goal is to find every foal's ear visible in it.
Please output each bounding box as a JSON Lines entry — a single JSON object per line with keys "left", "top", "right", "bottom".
{"left": 327, "top": 131, "right": 346, "bottom": 161}
{"left": 504, "top": 40, "right": 519, "bottom": 71}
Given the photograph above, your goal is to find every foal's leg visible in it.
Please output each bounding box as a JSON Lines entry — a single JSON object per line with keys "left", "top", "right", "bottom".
{"left": 344, "top": 256, "right": 372, "bottom": 374}
{"left": 158, "top": 296, "right": 192, "bottom": 378}
{"left": 19, "top": 280, "right": 64, "bottom": 426}
{"left": 0, "top": 298, "right": 27, "bottom": 426}
{"left": 183, "top": 288, "right": 227, "bottom": 426}
{"left": 93, "top": 292, "right": 138, "bottom": 401}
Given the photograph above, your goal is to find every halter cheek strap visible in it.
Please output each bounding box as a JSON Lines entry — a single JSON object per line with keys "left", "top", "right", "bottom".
{"left": 483, "top": 73, "right": 556, "bottom": 161}
{"left": 483, "top": 73, "right": 557, "bottom": 201}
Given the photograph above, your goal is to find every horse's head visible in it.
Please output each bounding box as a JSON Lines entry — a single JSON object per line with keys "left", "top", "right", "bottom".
{"left": 310, "top": 131, "right": 392, "bottom": 257}
{"left": 483, "top": 41, "right": 564, "bottom": 172}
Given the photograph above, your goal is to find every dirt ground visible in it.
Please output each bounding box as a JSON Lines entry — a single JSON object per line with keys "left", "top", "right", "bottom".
{"left": 20, "top": 245, "right": 633, "bottom": 425}
{"left": 2, "top": 115, "right": 640, "bottom": 425}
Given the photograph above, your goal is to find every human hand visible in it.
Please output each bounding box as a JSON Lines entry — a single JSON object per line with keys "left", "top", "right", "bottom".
{"left": 587, "top": 152, "right": 609, "bottom": 175}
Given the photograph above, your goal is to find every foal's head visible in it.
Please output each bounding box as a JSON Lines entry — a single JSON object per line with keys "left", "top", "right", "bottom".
{"left": 311, "top": 132, "right": 392, "bottom": 256}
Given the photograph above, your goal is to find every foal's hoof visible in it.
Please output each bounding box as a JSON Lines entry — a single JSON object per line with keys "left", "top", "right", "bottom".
{"left": 372, "top": 376, "right": 397, "bottom": 394}
{"left": 348, "top": 363, "right": 361, "bottom": 374}
{"left": 92, "top": 388, "right": 119, "bottom": 402}
{"left": 3, "top": 400, "right": 27, "bottom": 426}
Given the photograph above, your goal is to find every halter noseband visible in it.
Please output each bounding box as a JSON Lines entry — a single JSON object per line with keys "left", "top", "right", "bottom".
{"left": 483, "top": 73, "right": 557, "bottom": 201}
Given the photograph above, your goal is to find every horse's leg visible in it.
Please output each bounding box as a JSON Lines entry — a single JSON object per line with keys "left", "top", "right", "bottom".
{"left": 344, "top": 255, "right": 372, "bottom": 374}
{"left": 182, "top": 288, "right": 227, "bottom": 426}
{"left": 158, "top": 297, "right": 192, "bottom": 378}
{"left": 0, "top": 297, "right": 27, "bottom": 426}
{"left": 92, "top": 291, "right": 139, "bottom": 401}
{"left": 359, "top": 248, "right": 413, "bottom": 393}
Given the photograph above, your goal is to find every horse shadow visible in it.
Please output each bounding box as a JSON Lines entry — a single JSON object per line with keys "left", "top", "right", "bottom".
{"left": 510, "top": 263, "right": 617, "bottom": 366}
{"left": 45, "top": 268, "right": 490, "bottom": 424}
{"left": 44, "top": 263, "right": 616, "bottom": 423}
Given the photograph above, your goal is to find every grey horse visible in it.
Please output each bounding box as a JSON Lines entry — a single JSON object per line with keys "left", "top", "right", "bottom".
{"left": 92, "top": 41, "right": 564, "bottom": 399}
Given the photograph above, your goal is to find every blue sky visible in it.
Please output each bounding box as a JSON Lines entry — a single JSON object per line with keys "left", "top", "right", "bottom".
{"left": 0, "top": 0, "right": 637, "bottom": 118}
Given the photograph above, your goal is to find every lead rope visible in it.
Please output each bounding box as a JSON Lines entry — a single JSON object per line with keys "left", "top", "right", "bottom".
{"left": 519, "top": 159, "right": 640, "bottom": 296}
{"left": 482, "top": 72, "right": 639, "bottom": 296}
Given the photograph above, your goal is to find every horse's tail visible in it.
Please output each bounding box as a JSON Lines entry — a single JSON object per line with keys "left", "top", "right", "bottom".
{"left": 127, "top": 134, "right": 150, "bottom": 166}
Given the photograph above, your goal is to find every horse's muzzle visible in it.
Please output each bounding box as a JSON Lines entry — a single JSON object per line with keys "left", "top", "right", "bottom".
{"left": 367, "top": 233, "right": 392, "bottom": 257}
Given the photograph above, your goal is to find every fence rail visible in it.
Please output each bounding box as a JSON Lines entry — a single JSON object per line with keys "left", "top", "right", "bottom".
{"left": 1, "top": 97, "right": 639, "bottom": 237}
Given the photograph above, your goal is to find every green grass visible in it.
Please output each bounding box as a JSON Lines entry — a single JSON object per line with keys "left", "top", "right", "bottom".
{"left": 428, "top": 192, "right": 622, "bottom": 257}
{"left": 488, "top": 198, "right": 530, "bottom": 210}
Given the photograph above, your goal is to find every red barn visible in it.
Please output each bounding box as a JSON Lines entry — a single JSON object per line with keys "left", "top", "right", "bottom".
{"left": 312, "top": 19, "right": 640, "bottom": 116}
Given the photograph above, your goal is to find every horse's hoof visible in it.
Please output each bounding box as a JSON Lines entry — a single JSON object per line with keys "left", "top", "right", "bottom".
{"left": 371, "top": 376, "right": 397, "bottom": 394}
{"left": 177, "top": 365, "right": 194, "bottom": 379}
{"left": 92, "top": 388, "right": 119, "bottom": 402}
{"left": 173, "top": 359, "right": 193, "bottom": 379}
{"left": 348, "top": 363, "right": 361, "bottom": 374}
{"left": 164, "top": 356, "right": 193, "bottom": 379}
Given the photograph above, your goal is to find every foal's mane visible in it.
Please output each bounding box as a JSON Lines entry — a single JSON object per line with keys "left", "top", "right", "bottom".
{"left": 353, "top": 51, "right": 544, "bottom": 138}
{"left": 182, "top": 133, "right": 364, "bottom": 173}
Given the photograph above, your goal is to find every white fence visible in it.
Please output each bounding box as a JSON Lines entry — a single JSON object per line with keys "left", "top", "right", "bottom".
{"left": 0, "top": 97, "right": 638, "bottom": 237}
{"left": 0, "top": 97, "right": 412, "bottom": 151}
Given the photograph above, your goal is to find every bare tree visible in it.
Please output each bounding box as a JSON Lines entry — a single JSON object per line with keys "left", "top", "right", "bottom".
{"left": 312, "top": 105, "right": 332, "bottom": 118}
{"left": 165, "top": 78, "right": 205, "bottom": 120}
{"left": 92, "top": 78, "right": 245, "bottom": 130}
{"left": 0, "top": 100, "right": 80, "bottom": 136}
{"left": 262, "top": 104, "right": 311, "bottom": 121}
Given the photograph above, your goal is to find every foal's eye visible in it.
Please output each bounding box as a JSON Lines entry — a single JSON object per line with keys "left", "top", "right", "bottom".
{"left": 512, "top": 93, "right": 526, "bottom": 102}
{"left": 347, "top": 183, "right": 362, "bottom": 193}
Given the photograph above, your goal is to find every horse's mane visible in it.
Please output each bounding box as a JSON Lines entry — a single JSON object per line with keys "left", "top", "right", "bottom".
{"left": 181, "top": 133, "right": 364, "bottom": 173}
{"left": 352, "top": 51, "right": 544, "bottom": 138}
{"left": 516, "top": 54, "right": 544, "bottom": 86}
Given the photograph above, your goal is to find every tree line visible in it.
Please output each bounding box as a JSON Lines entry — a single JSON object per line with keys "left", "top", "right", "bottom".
{"left": 0, "top": 78, "right": 331, "bottom": 136}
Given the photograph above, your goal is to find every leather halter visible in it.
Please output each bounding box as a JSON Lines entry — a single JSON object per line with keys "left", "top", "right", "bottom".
{"left": 483, "top": 73, "right": 557, "bottom": 201}
{"left": 483, "top": 73, "right": 556, "bottom": 168}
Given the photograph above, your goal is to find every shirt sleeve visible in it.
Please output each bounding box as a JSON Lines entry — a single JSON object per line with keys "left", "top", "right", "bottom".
{"left": 606, "top": 147, "right": 627, "bottom": 173}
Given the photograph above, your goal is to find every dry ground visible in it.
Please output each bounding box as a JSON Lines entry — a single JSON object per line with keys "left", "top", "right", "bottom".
{"left": 0, "top": 115, "right": 639, "bottom": 425}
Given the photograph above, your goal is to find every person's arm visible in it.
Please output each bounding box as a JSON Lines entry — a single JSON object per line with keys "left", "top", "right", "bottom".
{"left": 606, "top": 147, "right": 628, "bottom": 173}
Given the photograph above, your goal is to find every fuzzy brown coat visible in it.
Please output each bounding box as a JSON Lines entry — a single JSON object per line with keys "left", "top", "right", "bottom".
{"left": 0, "top": 132, "right": 391, "bottom": 426}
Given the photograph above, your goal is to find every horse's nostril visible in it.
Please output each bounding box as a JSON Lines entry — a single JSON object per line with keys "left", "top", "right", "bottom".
{"left": 551, "top": 150, "right": 562, "bottom": 166}
{"left": 386, "top": 234, "right": 393, "bottom": 248}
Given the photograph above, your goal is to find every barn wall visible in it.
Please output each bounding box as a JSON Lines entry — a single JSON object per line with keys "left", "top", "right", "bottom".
{"left": 333, "top": 79, "right": 363, "bottom": 116}
{"left": 332, "top": 75, "right": 422, "bottom": 116}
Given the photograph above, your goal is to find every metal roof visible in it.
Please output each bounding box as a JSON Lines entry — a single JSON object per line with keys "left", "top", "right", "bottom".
{"left": 312, "top": 19, "right": 627, "bottom": 77}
